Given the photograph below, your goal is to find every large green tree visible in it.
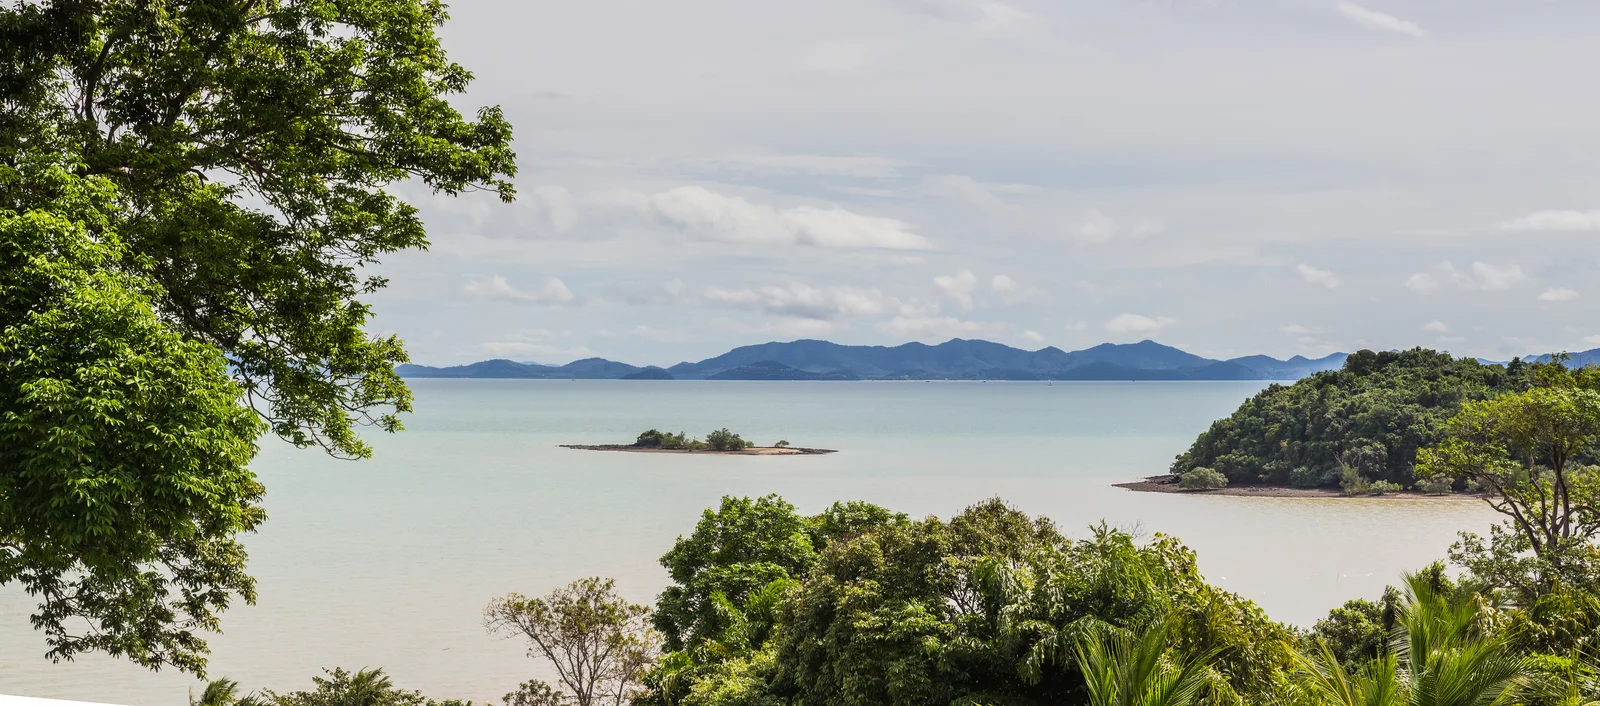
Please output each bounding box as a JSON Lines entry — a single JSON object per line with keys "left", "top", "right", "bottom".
{"left": 0, "top": 0, "right": 514, "bottom": 674}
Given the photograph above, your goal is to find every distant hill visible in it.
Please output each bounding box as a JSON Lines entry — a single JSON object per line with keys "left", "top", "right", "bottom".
{"left": 706, "top": 361, "right": 860, "bottom": 381}
{"left": 397, "top": 339, "right": 1365, "bottom": 381}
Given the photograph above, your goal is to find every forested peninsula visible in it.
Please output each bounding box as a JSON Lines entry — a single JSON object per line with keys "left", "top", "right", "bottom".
{"left": 1164, "top": 348, "right": 1577, "bottom": 494}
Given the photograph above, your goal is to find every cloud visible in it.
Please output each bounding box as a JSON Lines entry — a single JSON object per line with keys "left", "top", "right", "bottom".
{"left": 1538, "top": 288, "right": 1580, "bottom": 302}
{"left": 923, "top": 175, "right": 1007, "bottom": 209}
{"left": 531, "top": 186, "right": 579, "bottom": 232}
{"left": 1501, "top": 210, "right": 1600, "bottom": 231}
{"left": 646, "top": 186, "right": 932, "bottom": 250}
{"left": 1281, "top": 324, "right": 1321, "bottom": 335}
{"left": 876, "top": 315, "right": 1006, "bottom": 339}
{"left": 1335, "top": 2, "right": 1427, "bottom": 37}
{"left": 463, "top": 275, "right": 580, "bottom": 306}
{"left": 480, "top": 329, "right": 594, "bottom": 362}
{"left": 704, "top": 283, "right": 934, "bottom": 321}
{"left": 1404, "top": 262, "right": 1527, "bottom": 294}
{"left": 894, "top": 0, "right": 1032, "bottom": 34}
{"left": 1065, "top": 321, "right": 1088, "bottom": 332}
{"left": 1105, "top": 313, "right": 1176, "bottom": 334}
{"left": 691, "top": 153, "right": 910, "bottom": 179}
{"left": 1468, "top": 262, "right": 1528, "bottom": 291}
{"left": 990, "top": 274, "right": 1048, "bottom": 305}
{"left": 1022, "top": 330, "right": 1046, "bottom": 345}
{"left": 1297, "top": 264, "right": 1342, "bottom": 290}
{"left": 711, "top": 317, "right": 838, "bottom": 338}
{"left": 1404, "top": 272, "right": 1440, "bottom": 294}
{"left": 1073, "top": 209, "right": 1164, "bottom": 246}
{"left": 1422, "top": 320, "right": 1449, "bottom": 334}
{"left": 797, "top": 40, "right": 898, "bottom": 73}
{"left": 1586, "top": 334, "right": 1600, "bottom": 347}
{"left": 934, "top": 269, "right": 979, "bottom": 310}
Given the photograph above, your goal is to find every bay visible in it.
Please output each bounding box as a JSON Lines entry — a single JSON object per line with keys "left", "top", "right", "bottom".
{"left": 0, "top": 380, "right": 1498, "bottom": 704}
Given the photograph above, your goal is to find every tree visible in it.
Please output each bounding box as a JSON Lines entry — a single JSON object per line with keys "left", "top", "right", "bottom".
{"left": 0, "top": 0, "right": 515, "bottom": 672}
{"left": 261, "top": 667, "right": 469, "bottom": 706}
{"left": 1074, "top": 618, "right": 1218, "bottom": 706}
{"left": 0, "top": 157, "right": 264, "bottom": 674}
{"left": 485, "top": 578, "right": 658, "bottom": 706}
{"left": 1291, "top": 571, "right": 1530, "bottom": 706}
{"left": 1178, "top": 467, "right": 1227, "bottom": 490}
{"left": 705, "top": 428, "right": 750, "bottom": 452}
{"left": 192, "top": 678, "right": 265, "bottom": 706}
{"left": 1417, "top": 386, "right": 1600, "bottom": 572}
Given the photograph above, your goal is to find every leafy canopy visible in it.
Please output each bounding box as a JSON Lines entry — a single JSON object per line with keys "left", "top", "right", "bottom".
{"left": 0, "top": 0, "right": 514, "bottom": 674}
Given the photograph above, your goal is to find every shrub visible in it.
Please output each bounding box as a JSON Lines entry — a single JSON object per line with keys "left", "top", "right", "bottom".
{"left": 1415, "top": 476, "right": 1455, "bottom": 495}
{"left": 1289, "top": 465, "right": 1332, "bottom": 488}
{"left": 774, "top": 440, "right": 790, "bottom": 448}
{"left": 1368, "top": 480, "right": 1403, "bottom": 496}
{"left": 1340, "top": 466, "right": 1371, "bottom": 496}
{"left": 635, "top": 429, "right": 667, "bottom": 448}
{"left": 1180, "top": 467, "right": 1229, "bottom": 491}
{"left": 705, "top": 428, "right": 749, "bottom": 452}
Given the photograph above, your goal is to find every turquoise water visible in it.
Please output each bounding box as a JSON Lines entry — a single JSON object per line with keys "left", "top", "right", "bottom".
{"left": 0, "top": 380, "right": 1499, "bottom": 704}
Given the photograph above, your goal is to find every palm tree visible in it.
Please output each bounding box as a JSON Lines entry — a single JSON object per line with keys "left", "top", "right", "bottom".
{"left": 1293, "top": 571, "right": 1529, "bottom": 706}
{"left": 1073, "top": 617, "right": 1219, "bottom": 706}
{"left": 191, "top": 678, "right": 267, "bottom": 706}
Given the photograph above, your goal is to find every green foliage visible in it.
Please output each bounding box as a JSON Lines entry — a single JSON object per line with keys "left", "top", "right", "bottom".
{"left": 1290, "top": 573, "right": 1531, "bottom": 706}
{"left": 1417, "top": 383, "right": 1600, "bottom": 568}
{"left": 1415, "top": 476, "right": 1455, "bottom": 495}
{"left": 637, "top": 430, "right": 669, "bottom": 448}
{"left": 1368, "top": 481, "right": 1403, "bottom": 496}
{"left": 0, "top": 0, "right": 516, "bottom": 673}
{"left": 705, "top": 428, "right": 751, "bottom": 452}
{"left": 260, "top": 668, "right": 470, "bottom": 706}
{"left": 484, "top": 578, "right": 656, "bottom": 706}
{"left": 768, "top": 502, "right": 1295, "bottom": 706}
{"left": 1075, "top": 618, "right": 1219, "bottom": 706}
{"left": 0, "top": 157, "right": 264, "bottom": 675}
{"left": 1173, "top": 349, "right": 1523, "bottom": 487}
{"left": 773, "top": 440, "right": 789, "bottom": 448}
{"left": 1179, "top": 467, "right": 1228, "bottom": 490}
{"left": 192, "top": 678, "right": 265, "bottom": 706}
{"left": 1305, "top": 591, "right": 1399, "bottom": 669}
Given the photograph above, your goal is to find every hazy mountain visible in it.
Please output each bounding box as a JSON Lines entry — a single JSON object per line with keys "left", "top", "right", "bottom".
{"left": 398, "top": 339, "right": 1368, "bottom": 380}
{"left": 706, "top": 361, "right": 861, "bottom": 381}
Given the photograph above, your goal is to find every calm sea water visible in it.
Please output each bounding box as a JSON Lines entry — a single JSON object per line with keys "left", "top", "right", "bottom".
{"left": 0, "top": 380, "right": 1498, "bottom": 704}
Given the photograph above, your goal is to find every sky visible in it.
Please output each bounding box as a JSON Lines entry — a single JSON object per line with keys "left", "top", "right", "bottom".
{"left": 367, "top": 0, "right": 1600, "bottom": 367}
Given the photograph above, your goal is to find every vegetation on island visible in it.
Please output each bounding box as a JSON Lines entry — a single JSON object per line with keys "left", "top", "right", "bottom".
{"left": 0, "top": 0, "right": 514, "bottom": 675}
{"left": 634, "top": 428, "right": 757, "bottom": 452}
{"left": 1171, "top": 348, "right": 1539, "bottom": 490}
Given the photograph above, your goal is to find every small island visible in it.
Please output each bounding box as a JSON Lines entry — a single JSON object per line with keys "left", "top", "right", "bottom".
{"left": 562, "top": 428, "right": 836, "bottom": 455}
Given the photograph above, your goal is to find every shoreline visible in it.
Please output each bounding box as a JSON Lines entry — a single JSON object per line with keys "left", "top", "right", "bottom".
{"left": 560, "top": 444, "right": 836, "bottom": 455}
{"left": 1114, "top": 474, "right": 1477, "bottom": 500}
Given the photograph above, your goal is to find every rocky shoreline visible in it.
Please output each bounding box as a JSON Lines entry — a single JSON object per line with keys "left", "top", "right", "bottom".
{"left": 560, "top": 444, "right": 836, "bottom": 455}
{"left": 1114, "top": 474, "right": 1475, "bottom": 500}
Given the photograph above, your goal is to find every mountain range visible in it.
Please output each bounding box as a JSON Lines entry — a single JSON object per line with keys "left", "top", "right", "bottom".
{"left": 395, "top": 339, "right": 1356, "bottom": 381}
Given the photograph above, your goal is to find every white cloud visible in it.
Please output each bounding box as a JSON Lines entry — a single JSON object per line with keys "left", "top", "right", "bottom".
{"left": 875, "top": 315, "right": 1006, "bottom": 339}
{"left": 1501, "top": 210, "right": 1600, "bottom": 232}
{"left": 1404, "top": 272, "right": 1440, "bottom": 294}
{"left": 532, "top": 186, "right": 579, "bottom": 232}
{"left": 1539, "top": 288, "right": 1579, "bottom": 302}
{"left": 797, "top": 40, "right": 897, "bottom": 73}
{"left": 1073, "top": 209, "right": 1163, "bottom": 246}
{"left": 934, "top": 269, "right": 979, "bottom": 310}
{"left": 1469, "top": 262, "right": 1527, "bottom": 291}
{"left": 923, "top": 175, "right": 1007, "bottom": 209}
{"left": 692, "top": 153, "right": 910, "bottom": 179}
{"left": 1297, "top": 264, "right": 1342, "bottom": 290}
{"left": 1422, "top": 320, "right": 1449, "bottom": 334}
{"left": 1336, "top": 2, "right": 1427, "bottom": 37}
{"left": 1404, "top": 262, "right": 1527, "bottom": 294}
{"left": 1585, "top": 335, "right": 1600, "bottom": 347}
{"left": 989, "top": 274, "right": 1047, "bottom": 304}
{"left": 1065, "top": 321, "right": 1088, "bottom": 332}
{"left": 711, "top": 317, "right": 838, "bottom": 339}
{"left": 646, "top": 186, "right": 932, "bottom": 250}
{"left": 1022, "top": 330, "right": 1046, "bottom": 345}
{"left": 480, "top": 329, "right": 594, "bottom": 362}
{"left": 704, "top": 283, "right": 934, "bottom": 321}
{"left": 1281, "top": 324, "right": 1321, "bottom": 335}
{"left": 463, "top": 275, "right": 580, "bottom": 306}
{"left": 1105, "top": 313, "right": 1176, "bottom": 335}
